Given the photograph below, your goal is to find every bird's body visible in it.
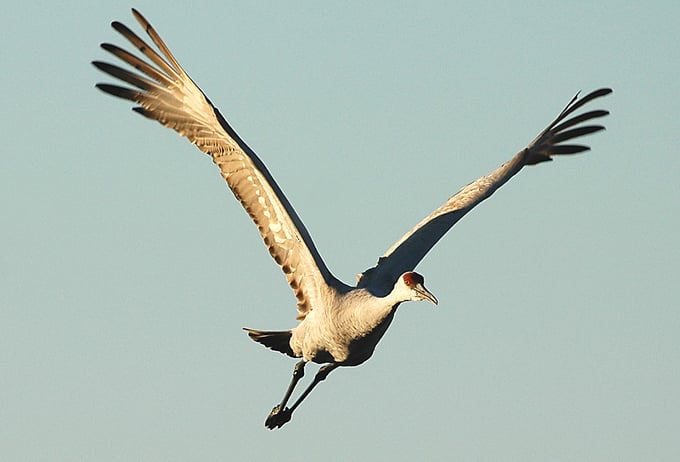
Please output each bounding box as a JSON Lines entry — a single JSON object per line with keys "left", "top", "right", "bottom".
{"left": 249, "top": 272, "right": 436, "bottom": 366}
{"left": 291, "top": 287, "right": 397, "bottom": 365}
{"left": 94, "top": 9, "right": 611, "bottom": 429}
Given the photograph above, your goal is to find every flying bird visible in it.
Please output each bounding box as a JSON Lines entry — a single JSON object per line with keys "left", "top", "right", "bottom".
{"left": 93, "top": 9, "right": 611, "bottom": 429}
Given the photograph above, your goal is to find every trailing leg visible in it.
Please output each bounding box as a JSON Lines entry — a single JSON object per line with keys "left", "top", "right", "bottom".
{"left": 288, "top": 363, "right": 338, "bottom": 415}
{"left": 264, "top": 363, "right": 339, "bottom": 429}
{"left": 265, "top": 360, "right": 305, "bottom": 429}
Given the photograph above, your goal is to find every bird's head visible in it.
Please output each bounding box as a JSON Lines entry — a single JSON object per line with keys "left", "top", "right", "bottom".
{"left": 396, "top": 272, "right": 438, "bottom": 305}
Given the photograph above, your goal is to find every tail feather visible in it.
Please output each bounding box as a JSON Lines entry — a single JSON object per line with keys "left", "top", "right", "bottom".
{"left": 243, "top": 328, "right": 296, "bottom": 357}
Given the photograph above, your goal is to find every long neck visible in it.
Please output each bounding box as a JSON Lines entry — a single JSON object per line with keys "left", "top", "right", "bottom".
{"left": 337, "top": 289, "right": 403, "bottom": 339}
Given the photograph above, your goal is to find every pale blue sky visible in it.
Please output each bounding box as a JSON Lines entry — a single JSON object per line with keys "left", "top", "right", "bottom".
{"left": 2, "top": 1, "right": 679, "bottom": 461}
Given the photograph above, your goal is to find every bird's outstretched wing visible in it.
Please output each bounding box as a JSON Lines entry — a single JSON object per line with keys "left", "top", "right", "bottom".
{"left": 93, "top": 9, "right": 347, "bottom": 320}
{"left": 358, "top": 88, "right": 612, "bottom": 295}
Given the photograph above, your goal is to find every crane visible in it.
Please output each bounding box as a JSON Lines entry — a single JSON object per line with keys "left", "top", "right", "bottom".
{"left": 93, "top": 9, "right": 611, "bottom": 429}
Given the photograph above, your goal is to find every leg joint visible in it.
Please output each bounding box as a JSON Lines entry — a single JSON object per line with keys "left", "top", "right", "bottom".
{"left": 315, "top": 364, "right": 337, "bottom": 382}
{"left": 293, "top": 360, "right": 306, "bottom": 379}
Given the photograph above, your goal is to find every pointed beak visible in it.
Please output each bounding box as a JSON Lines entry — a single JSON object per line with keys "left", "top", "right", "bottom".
{"left": 415, "top": 283, "right": 438, "bottom": 305}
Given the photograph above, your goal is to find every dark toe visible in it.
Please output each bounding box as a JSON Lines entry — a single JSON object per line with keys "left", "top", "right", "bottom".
{"left": 265, "top": 405, "right": 292, "bottom": 429}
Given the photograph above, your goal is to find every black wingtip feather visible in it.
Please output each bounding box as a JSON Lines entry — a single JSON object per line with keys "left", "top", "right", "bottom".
{"left": 110, "top": 21, "right": 138, "bottom": 44}
{"left": 552, "top": 110, "right": 610, "bottom": 133}
{"left": 132, "top": 107, "right": 154, "bottom": 119}
{"left": 100, "top": 42, "right": 116, "bottom": 53}
{"left": 553, "top": 125, "right": 606, "bottom": 144}
{"left": 94, "top": 83, "right": 139, "bottom": 103}
{"left": 551, "top": 145, "right": 591, "bottom": 155}
{"left": 595, "top": 88, "right": 613, "bottom": 97}
{"left": 92, "top": 60, "right": 156, "bottom": 92}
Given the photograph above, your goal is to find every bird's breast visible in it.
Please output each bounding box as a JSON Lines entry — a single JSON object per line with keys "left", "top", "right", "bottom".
{"left": 291, "top": 298, "right": 399, "bottom": 366}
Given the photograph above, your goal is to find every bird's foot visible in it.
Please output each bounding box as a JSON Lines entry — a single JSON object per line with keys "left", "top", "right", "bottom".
{"left": 265, "top": 404, "right": 293, "bottom": 429}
